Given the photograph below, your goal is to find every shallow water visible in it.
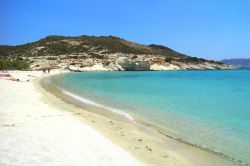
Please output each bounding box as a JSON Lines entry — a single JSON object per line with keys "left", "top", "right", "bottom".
{"left": 54, "top": 70, "right": 250, "bottom": 165}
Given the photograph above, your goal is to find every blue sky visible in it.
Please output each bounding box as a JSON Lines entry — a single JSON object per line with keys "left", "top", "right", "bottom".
{"left": 1, "top": 0, "right": 250, "bottom": 60}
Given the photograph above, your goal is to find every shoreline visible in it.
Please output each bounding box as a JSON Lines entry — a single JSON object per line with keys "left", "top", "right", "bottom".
{"left": 40, "top": 76, "right": 247, "bottom": 165}
{"left": 39, "top": 71, "right": 242, "bottom": 166}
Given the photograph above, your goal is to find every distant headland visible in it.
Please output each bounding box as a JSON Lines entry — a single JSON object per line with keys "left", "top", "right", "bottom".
{"left": 222, "top": 58, "right": 250, "bottom": 69}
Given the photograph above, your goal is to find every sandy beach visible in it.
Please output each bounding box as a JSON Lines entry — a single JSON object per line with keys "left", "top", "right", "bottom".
{"left": 0, "top": 71, "right": 239, "bottom": 166}
{"left": 0, "top": 71, "right": 143, "bottom": 166}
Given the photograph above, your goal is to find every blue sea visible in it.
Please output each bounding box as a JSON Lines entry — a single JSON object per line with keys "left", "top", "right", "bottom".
{"left": 53, "top": 70, "right": 250, "bottom": 165}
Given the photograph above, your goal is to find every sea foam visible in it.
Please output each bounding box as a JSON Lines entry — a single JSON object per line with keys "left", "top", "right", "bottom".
{"left": 61, "top": 89, "right": 134, "bottom": 121}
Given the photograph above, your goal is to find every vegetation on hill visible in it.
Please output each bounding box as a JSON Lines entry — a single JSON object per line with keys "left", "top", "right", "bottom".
{"left": 0, "top": 35, "right": 224, "bottom": 66}
{"left": 0, "top": 59, "right": 30, "bottom": 70}
{"left": 0, "top": 35, "right": 187, "bottom": 58}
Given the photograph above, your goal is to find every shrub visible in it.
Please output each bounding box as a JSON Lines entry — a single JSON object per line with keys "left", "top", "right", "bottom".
{"left": 0, "top": 59, "right": 30, "bottom": 70}
{"left": 0, "top": 59, "right": 12, "bottom": 70}
{"left": 165, "top": 57, "right": 173, "bottom": 62}
{"left": 46, "top": 57, "right": 57, "bottom": 60}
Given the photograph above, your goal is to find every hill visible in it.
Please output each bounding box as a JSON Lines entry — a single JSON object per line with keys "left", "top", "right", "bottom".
{"left": 222, "top": 58, "right": 250, "bottom": 69}
{"left": 0, "top": 35, "right": 234, "bottom": 71}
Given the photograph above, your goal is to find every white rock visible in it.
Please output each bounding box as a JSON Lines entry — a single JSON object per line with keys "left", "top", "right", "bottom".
{"left": 150, "top": 64, "right": 180, "bottom": 70}
{"left": 80, "top": 64, "right": 108, "bottom": 71}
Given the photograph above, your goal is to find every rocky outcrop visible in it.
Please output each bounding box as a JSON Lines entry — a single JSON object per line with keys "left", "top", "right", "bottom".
{"left": 69, "top": 64, "right": 108, "bottom": 72}
{"left": 117, "top": 57, "right": 150, "bottom": 71}
{"left": 150, "top": 64, "right": 179, "bottom": 70}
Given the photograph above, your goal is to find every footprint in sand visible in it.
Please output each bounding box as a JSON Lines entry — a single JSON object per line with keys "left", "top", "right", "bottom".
{"left": 163, "top": 155, "right": 168, "bottom": 158}
{"left": 145, "top": 146, "right": 152, "bottom": 152}
{"left": 1, "top": 124, "right": 16, "bottom": 127}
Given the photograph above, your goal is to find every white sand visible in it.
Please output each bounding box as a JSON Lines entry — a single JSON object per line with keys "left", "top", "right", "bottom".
{"left": 0, "top": 71, "right": 142, "bottom": 166}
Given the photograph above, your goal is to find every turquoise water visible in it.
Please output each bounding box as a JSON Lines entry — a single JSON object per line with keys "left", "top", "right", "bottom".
{"left": 54, "top": 70, "right": 250, "bottom": 165}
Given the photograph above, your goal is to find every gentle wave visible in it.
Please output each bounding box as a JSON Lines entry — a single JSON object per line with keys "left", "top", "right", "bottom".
{"left": 60, "top": 89, "right": 246, "bottom": 165}
{"left": 61, "top": 89, "right": 134, "bottom": 121}
{"left": 52, "top": 70, "right": 250, "bottom": 165}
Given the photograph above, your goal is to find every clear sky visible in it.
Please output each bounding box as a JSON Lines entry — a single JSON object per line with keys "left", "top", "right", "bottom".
{"left": 1, "top": 0, "right": 250, "bottom": 60}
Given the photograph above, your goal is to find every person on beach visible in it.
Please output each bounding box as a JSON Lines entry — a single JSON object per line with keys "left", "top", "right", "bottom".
{"left": 7, "top": 77, "right": 20, "bottom": 82}
{"left": 0, "top": 73, "right": 11, "bottom": 78}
